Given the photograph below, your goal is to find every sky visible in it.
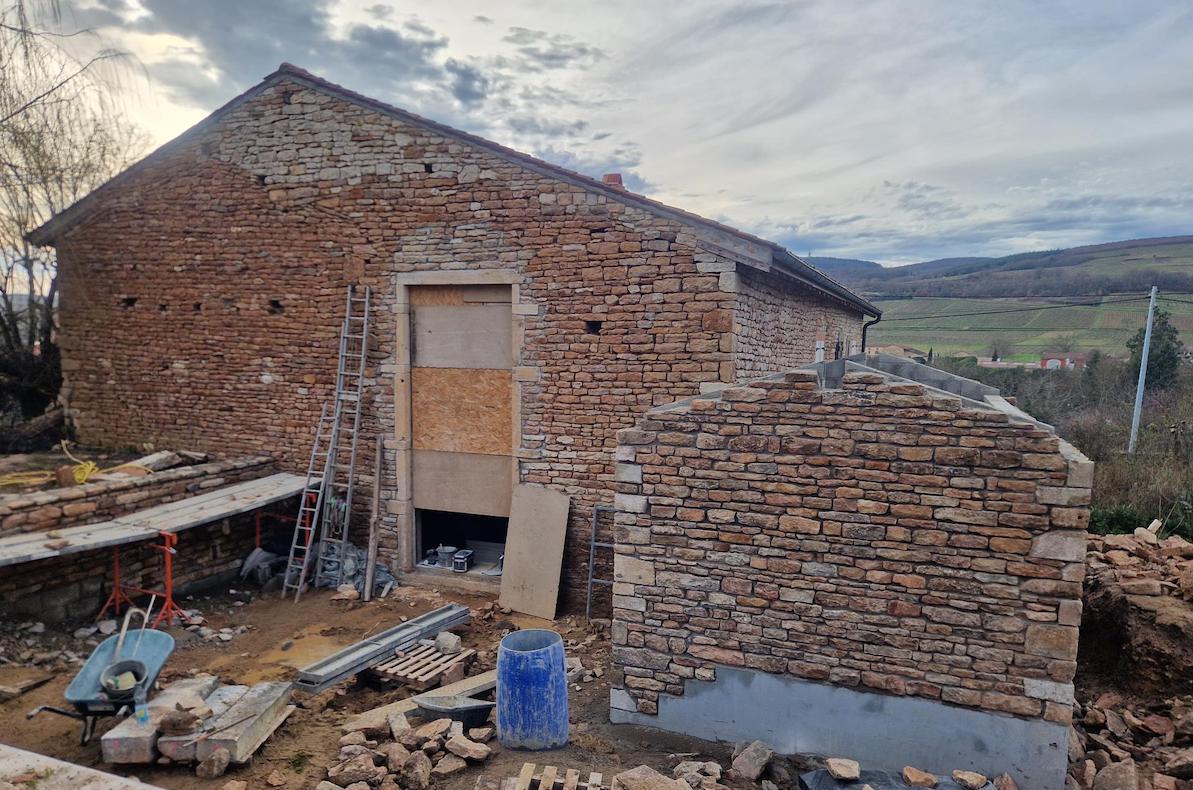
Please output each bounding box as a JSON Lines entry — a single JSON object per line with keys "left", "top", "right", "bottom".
{"left": 58, "top": 0, "right": 1193, "bottom": 265}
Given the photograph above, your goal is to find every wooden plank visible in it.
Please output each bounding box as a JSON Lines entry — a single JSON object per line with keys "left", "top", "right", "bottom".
{"left": 540, "top": 766, "right": 559, "bottom": 790}
{"left": 340, "top": 669, "right": 497, "bottom": 733}
{"left": 500, "top": 485, "right": 571, "bottom": 620}
{"left": 0, "top": 672, "right": 51, "bottom": 700}
{"left": 363, "top": 440, "right": 382, "bottom": 602}
{"left": 589, "top": 773, "right": 603, "bottom": 790}
{"left": 0, "top": 474, "right": 305, "bottom": 568}
{"left": 412, "top": 304, "right": 513, "bottom": 369}
{"left": 411, "top": 450, "right": 512, "bottom": 517}
{"left": 411, "top": 368, "right": 512, "bottom": 455}
{"left": 515, "top": 763, "right": 537, "bottom": 790}
{"left": 564, "top": 769, "right": 580, "bottom": 790}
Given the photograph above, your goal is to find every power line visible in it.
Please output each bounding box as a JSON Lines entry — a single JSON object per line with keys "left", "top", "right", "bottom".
{"left": 887, "top": 326, "right": 1145, "bottom": 332}
{"left": 878, "top": 294, "right": 1152, "bottom": 323}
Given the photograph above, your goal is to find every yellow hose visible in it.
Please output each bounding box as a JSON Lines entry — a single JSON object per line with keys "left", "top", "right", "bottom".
{"left": 0, "top": 442, "right": 153, "bottom": 488}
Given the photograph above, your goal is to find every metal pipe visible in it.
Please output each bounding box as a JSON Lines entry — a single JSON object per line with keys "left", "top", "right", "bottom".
{"left": 861, "top": 314, "right": 882, "bottom": 352}
{"left": 1128, "top": 285, "right": 1158, "bottom": 453}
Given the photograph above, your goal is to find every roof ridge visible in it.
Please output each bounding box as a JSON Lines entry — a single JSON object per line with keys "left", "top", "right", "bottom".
{"left": 28, "top": 61, "right": 876, "bottom": 316}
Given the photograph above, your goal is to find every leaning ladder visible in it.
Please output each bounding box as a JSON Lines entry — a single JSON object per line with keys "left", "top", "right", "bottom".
{"left": 282, "top": 404, "right": 333, "bottom": 601}
{"left": 313, "top": 284, "right": 372, "bottom": 590}
{"left": 585, "top": 504, "right": 616, "bottom": 620}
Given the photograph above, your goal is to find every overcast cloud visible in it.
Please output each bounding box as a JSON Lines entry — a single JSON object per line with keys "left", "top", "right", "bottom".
{"left": 65, "top": 0, "right": 1193, "bottom": 264}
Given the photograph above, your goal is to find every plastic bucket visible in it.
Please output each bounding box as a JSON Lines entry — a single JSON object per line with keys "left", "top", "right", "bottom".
{"left": 496, "top": 629, "right": 568, "bottom": 749}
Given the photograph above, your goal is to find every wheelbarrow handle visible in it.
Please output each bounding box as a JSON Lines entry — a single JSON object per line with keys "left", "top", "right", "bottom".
{"left": 27, "top": 704, "right": 83, "bottom": 721}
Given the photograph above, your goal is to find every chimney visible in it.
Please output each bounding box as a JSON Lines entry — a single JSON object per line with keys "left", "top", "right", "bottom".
{"left": 602, "top": 172, "right": 625, "bottom": 190}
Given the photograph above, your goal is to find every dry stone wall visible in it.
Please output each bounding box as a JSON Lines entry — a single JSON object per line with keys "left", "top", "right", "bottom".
{"left": 51, "top": 72, "right": 865, "bottom": 607}
{"left": 611, "top": 368, "right": 1092, "bottom": 726}
{"left": 733, "top": 267, "right": 863, "bottom": 377}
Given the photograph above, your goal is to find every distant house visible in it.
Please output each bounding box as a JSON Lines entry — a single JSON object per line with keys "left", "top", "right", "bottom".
{"left": 869, "top": 343, "right": 927, "bottom": 360}
{"left": 1040, "top": 351, "right": 1089, "bottom": 370}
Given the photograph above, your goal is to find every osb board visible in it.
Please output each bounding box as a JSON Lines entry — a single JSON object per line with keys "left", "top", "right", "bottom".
{"left": 409, "top": 284, "right": 511, "bottom": 306}
{"left": 411, "top": 367, "right": 512, "bottom": 456}
{"left": 499, "top": 485, "right": 570, "bottom": 620}
{"left": 412, "top": 450, "right": 512, "bottom": 517}
{"left": 412, "top": 304, "right": 513, "bottom": 369}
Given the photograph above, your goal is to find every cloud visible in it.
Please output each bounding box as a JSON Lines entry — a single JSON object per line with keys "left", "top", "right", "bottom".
{"left": 72, "top": 0, "right": 1193, "bottom": 264}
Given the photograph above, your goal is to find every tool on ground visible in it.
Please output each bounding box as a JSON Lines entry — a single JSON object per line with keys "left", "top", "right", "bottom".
{"left": 585, "top": 504, "right": 616, "bottom": 620}
{"left": 132, "top": 595, "right": 158, "bottom": 657}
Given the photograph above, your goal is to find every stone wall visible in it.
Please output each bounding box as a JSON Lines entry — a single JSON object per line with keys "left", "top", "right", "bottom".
{"left": 734, "top": 268, "right": 864, "bottom": 377}
{"left": 0, "top": 457, "right": 274, "bottom": 537}
{"left": 50, "top": 71, "right": 865, "bottom": 607}
{"left": 610, "top": 368, "right": 1092, "bottom": 729}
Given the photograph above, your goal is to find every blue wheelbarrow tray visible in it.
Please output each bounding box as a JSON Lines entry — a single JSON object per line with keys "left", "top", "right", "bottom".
{"left": 29, "top": 630, "right": 175, "bottom": 745}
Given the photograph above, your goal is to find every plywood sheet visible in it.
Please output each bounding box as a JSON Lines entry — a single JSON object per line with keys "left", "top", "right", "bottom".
{"left": 411, "top": 367, "right": 512, "bottom": 455}
{"left": 408, "top": 284, "right": 511, "bottom": 306}
{"left": 412, "top": 304, "right": 512, "bottom": 369}
{"left": 499, "top": 485, "right": 570, "bottom": 620}
{"left": 412, "top": 450, "right": 512, "bottom": 517}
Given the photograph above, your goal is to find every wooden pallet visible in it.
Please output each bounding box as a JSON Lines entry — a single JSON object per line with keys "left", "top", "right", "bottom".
{"left": 510, "top": 763, "right": 607, "bottom": 790}
{"left": 365, "top": 642, "right": 475, "bottom": 691}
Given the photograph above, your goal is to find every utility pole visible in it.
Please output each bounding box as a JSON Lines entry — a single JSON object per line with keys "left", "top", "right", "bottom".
{"left": 1128, "top": 286, "right": 1158, "bottom": 454}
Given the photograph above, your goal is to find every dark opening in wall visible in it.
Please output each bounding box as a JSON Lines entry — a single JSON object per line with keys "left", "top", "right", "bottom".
{"left": 585, "top": 320, "right": 604, "bottom": 335}
{"left": 268, "top": 299, "right": 284, "bottom": 314}
{"left": 424, "top": 163, "right": 433, "bottom": 173}
{"left": 120, "top": 297, "right": 137, "bottom": 309}
{"left": 282, "top": 90, "right": 294, "bottom": 105}
{"left": 256, "top": 174, "right": 266, "bottom": 186}
{"left": 158, "top": 303, "right": 168, "bottom": 312}
{"left": 416, "top": 509, "right": 507, "bottom": 577}
{"left": 193, "top": 302, "right": 202, "bottom": 312}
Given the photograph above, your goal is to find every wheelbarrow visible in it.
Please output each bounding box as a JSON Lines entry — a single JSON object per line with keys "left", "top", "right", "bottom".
{"left": 27, "top": 607, "right": 174, "bottom": 744}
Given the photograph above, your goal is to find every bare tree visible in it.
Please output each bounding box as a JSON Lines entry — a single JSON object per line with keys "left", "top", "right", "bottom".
{"left": 0, "top": 1, "right": 143, "bottom": 419}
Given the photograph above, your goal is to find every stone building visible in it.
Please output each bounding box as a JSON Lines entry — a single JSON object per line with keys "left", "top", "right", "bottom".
{"left": 609, "top": 355, "right": 1092, "bottom": 787}
{"left": 29, "top": 64, "right": 877, "bottom": 606}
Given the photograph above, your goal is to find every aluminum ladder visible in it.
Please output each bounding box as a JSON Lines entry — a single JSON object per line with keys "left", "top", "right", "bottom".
{"left": 282, "top": 404, "right": 333, "bottom": 600}
{"left": 585, "top": 504, "right": 616, "bottom": 620}
{"left": 313, "top": 284, "right": 372, "bottom": 591}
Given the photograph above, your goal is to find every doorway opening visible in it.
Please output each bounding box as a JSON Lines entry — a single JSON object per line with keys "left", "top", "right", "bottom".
{"left": 415, "top": 508, "right": 507, "bottom": 578}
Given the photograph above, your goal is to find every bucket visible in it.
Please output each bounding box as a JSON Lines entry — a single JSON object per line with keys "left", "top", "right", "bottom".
{"left": 496, "top": 629, "right": 568, "bottom": 749}
{"left": 436, "top": 545, "right": 458, "bottom": 568}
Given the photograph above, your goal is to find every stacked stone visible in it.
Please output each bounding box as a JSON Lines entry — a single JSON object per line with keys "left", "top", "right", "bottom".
{"left": 51, "top": 73, "right": 866, "bottom": 610}
{"left": 0, "top": 457, "right": 273, "bottom": 537}
{"left": 611, "top": 368, "right": 1092, "bottom": 726}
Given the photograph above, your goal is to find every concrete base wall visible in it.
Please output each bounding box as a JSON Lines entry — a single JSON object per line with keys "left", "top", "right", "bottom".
{"left": 610, "top": 666, "right": 1068, "bottom": 789}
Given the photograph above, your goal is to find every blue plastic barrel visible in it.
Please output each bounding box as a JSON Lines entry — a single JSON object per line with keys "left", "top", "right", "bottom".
{"left": 496, "top": 629, "right": 569, "bottom": 749}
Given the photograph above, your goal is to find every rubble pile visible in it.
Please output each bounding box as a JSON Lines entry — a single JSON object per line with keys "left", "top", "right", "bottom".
{"left": 329, "top": 713, "right": 494, "bottom": 789}
{"left": 1086, "top": 522, "right": 1193, "bottom": 598}
{"left": 1070, "top": 690, "right": 1193, "bottom": 789}
{"left": 0, "top": 620, "right": 86, "bottom": 672}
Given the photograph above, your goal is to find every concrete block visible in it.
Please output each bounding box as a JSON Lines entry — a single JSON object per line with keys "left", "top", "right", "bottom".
{"left": 614, "top": 554, "right": 655, "bottom": 585}
{"left": 1023, "top": 678, "right": 1074, "bottom": 704}
{"left": 195, "top": 682, "right": 293, "bottom": 763}
{"left": 1030, "top": 531, "right": 1086, "bottom": 562}
{"left": 157, "top": 684, "right": 250, "bottom": 761}
{"left": 615, "top": 463, "right": 642, "bottom": 484}
{"left": 614, "top": 493, "right": 647, "bottom": 513}
{"left": 102, "top": 674, "right": 220, "bottom": 764}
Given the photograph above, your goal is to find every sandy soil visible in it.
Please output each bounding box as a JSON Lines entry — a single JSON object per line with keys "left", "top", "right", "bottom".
{"left": 0, "top": 584, "right": 729, "bottom": 790}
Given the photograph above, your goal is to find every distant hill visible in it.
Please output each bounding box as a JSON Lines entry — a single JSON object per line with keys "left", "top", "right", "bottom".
{"left": 813, "top": 235, "right": 1193, "bottom": 298}
{"left": 807, "top": 256, "right": 884, "bottom": 277}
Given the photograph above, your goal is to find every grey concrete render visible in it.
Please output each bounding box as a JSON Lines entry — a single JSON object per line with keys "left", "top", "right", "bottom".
{"left": 0, "top": 743, "right": 162, "bottom": 787}
{"left": 610, "top": 666, "right": 1068, "bottom": 790}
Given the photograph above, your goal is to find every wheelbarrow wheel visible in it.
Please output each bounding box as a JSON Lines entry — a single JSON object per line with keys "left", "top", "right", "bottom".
{"left": 80, "top": 716, "right": 96, "bottom": 746}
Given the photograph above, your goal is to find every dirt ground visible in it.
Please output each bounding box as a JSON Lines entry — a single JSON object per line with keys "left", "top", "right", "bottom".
{"left": 0, "top": 584, "right": 732, "bottom": 790}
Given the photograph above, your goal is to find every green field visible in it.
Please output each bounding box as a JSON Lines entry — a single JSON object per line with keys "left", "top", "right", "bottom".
{"left": 868, "top": 294, "right": 1193, "bottom": 358}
